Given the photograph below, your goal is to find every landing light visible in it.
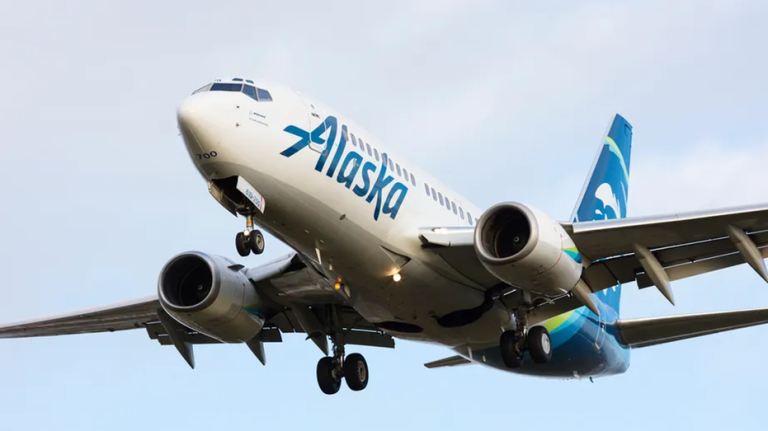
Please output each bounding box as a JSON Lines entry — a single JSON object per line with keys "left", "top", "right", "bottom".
{"left": 392, "top": 273, "right": 402, "bottom": 283}
{"left": 432, "top": 227, "right": 448, "bottom": 234}
{"left": 334, "top": 277, "right": 342, "bottom": 290}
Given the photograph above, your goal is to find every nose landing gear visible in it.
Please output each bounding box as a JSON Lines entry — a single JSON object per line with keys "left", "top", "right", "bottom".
{"left": 235, "top": 214, "right": 265, "bottom": 257}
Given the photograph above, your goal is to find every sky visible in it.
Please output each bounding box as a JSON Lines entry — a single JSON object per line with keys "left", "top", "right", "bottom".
{"left": 1, "top": 0, "right": 768, "bottom": 429}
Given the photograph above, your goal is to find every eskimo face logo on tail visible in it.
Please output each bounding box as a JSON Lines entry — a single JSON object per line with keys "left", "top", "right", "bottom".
{"left": 594, "top": 183, "right": 620, "bottom": 220}
{"left": 280, "top": 116, "right": 408, "bottom": 221}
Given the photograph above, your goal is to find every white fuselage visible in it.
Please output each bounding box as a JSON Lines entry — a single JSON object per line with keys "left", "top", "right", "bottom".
{"left": 177, "top": 80, "right": 512, "bottom": 349}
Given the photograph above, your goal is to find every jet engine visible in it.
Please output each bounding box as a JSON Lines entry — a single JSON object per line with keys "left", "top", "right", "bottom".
{"left": 474, "top": 202, "right": 583, "bottom": 296}
{"left": 158, "top": 251, "right": 265, "bottom": 343}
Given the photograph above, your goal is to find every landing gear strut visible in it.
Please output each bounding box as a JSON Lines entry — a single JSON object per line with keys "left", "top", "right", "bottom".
{"left": 235, "top": 214, "right": 265, "bottom": 257}
{"left": 316, "top": 331, "right": 369, "bottom": 395}
{"left": 500, "top": 305, "right": 552, "bottom": 368}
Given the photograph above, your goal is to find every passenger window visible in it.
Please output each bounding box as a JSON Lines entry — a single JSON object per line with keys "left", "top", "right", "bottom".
{"left": 365, "top": 143, "right": 373, "bottom": 157}
{"left": 410, "top": 173, "right": 416, "bottom": 187}
{"left": 396, "top": 164, "right": 402, "bottom": 177}
{"left": 451, "top": 201, "right": 457, "bottom": 215}
{"left": 438, "top": 192, "right": 444, "bottom": 205}
{"left": 459, "top": 207, "right": 465, "bottom": 219}
{"left": 382, "top": 153, "right": 388, "bottom": 164}
{"left": 257, "top": 88, "right": 273, "bottom": 101}
{"left": 403, "top": 167, "right": 409, "bottom": 180}
{"left": 445, "top": 198, "right": 452, "bottom": 211}
{"left": 431, "top": 188, "right": 437, "bottom": 201}
{"left": 468, "top": 213, "right": 473, "bottom": 226}
{"left": 342, "top": 128, "right": 349, "bottom": 142}
{"left": 424, "top": 183, "right": 430, "bottom": 195}
{"left": 388, "top": 159, "right": 395, "bottom": 172}
{"left": 374, "top": 148, "right": 380, "bottom": 162}
{"left": 211, "top": 83, "right": 243, "bottom": 92}
{"left": 350, "top": 134, "right": 357, "bottom": 147}
{"left": 243, "top": 85, "right": 257, "bottom": 100}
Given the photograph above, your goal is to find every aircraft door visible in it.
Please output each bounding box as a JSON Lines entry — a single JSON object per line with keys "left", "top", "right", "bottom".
{"left": 292, "top": 90, "right": 327, "bottom": 154}
{"left": 305, "top": 100, "right": 327, "bottom": 154}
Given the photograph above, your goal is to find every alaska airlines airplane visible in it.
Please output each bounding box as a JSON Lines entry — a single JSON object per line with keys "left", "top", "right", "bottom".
{"left": 3, "top": 77, "right": 768, "bottom": 395}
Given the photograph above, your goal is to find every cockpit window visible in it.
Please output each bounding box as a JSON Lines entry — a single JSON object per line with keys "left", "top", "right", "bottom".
{"left": 243, "top": 85, "right": 258, "bottom": 101}
{"left": 211, "top": 83, "right": 243, "bottom": 92}
{"left": 257, "top": 88, "right": 272, "bottom": 101}
{"left": 192, "top": 83, "right": 212, "bottom": 94}
{"left": 195, "top": 82, "right": 273, "bottom": 102}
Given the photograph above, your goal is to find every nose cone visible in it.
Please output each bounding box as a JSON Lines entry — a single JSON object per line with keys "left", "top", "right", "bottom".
{"left": 177, "top": 94, "right": 222, "bottom": 154}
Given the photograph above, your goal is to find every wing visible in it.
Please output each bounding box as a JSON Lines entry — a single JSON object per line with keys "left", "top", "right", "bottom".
{"left": 420, "top": 202, "right": 768, "bottom": 302}
{"left": 0, "top": 295, "right": 160, "bottom": 339}
{"left": 0, "top": 252, "right": 392, "bottom": 367}
{"left": 563, "top": 203, "right": 768, "bottom": 295}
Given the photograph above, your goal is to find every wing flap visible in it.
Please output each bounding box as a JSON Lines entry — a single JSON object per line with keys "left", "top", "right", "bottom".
{"left": 616, "top": 308, "right": 768, "bottom": 348}
{"left": 582, "top": 231, "right": 768, "bottom": 292}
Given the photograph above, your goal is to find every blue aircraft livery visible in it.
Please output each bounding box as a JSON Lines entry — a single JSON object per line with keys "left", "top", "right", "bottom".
{"left": 281, "top": 116, "right": 408, "bottom": 221}
{"left": 474, "top": 114, "right": 634, "bottom": 378}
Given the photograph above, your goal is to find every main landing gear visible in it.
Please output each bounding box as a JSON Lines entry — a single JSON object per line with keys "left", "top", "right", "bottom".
{"left": 500, "top": 307, "right": 552, "bottom": 368}
{"left": 316, "top": 334, "right": 369, "bottom": 395}
{"left": 235, "top": 214, "right": 265, "bottom": 257}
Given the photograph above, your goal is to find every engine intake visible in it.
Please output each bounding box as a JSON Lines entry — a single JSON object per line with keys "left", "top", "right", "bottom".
{"left": 475, "top": 202, "right": 583, "bottom": 296}
{"left": 477, "top": 203, "right": 537, "bottom": 262}
{"left": 158, "top": 251, "right": 265, "bottom": 343}
{"left": 160, "top": 254, "right": 215, "bottom": 309}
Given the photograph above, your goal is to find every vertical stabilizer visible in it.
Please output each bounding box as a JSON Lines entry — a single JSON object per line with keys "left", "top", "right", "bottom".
{"left": 571, "top": 114, "right": 633, "bottom": 313}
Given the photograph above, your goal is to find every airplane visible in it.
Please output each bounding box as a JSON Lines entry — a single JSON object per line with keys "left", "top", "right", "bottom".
{"left": 3, "top": 76, "right": 768, "bottom": 395}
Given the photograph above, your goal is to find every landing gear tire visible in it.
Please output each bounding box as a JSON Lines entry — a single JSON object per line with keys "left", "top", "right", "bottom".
{"left": 316, "top": 356, "right": 341, "bottom": 395}
{"left": 343, "top": 353, "right": 369, "bottom": 391}
{"left": 235, "top": 232, "right": 250, "bottom": 257}
{"left": 528, "top": 326, "right": 552, "bottom": 364}
{"left": 248, "top": 230, "right": 265, "bottom": 255}
{"left": 500, "top": 330, "right": 524, "bottom": 368}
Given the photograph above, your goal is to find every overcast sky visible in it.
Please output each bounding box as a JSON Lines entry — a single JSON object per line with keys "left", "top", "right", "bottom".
{"left": 1, "top": 1, "right": 768, "bottom": 430}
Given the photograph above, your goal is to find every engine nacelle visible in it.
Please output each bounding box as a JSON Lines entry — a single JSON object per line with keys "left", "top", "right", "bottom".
{"left": 158, "top": 251, "right": 265, "bottom": 343}
{"left": 474, "top": 202, "right": 583, "bottom": 296}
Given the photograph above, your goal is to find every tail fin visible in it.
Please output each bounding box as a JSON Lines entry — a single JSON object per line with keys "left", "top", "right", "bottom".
{"left": 571, "top": 114, "right": 633, "bottom": 312}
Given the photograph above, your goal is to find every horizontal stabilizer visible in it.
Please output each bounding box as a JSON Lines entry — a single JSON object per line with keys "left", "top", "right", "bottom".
{"left": 617, "top": 308, "right": 768, "bottom": 349}
{"left": 424, "top": 355, "right": 472, "bottom": 369}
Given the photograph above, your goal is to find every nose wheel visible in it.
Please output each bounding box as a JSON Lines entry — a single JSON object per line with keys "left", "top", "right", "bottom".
{"left": 235, "top": 214, "right": 265, "bottom": 257}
